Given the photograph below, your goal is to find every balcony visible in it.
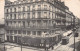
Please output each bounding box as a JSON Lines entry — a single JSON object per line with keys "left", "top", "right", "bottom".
{"left": 55, "top": 18, "right": 61, "bottom": 22}
{"left": 56, "top": 25, "right": 66, "bottom": 28}
{"left": 56, "top": 11, "right": 66, "bottom": 17}
{"left": 32, "top": 18, "right": 50, "bottom": 21}
{"left": 5, "top": 26, "right": 55, "bottom": 30}
{"left": 32, "top": 8, "right": 49, "bottom": 11}
{"left": 62, "top": 19, "right": 66, "bottom": 23}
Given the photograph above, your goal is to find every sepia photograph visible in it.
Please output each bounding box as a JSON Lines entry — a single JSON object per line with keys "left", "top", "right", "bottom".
{"left": 0, "top": 0, "right": 80, "bottom": 51}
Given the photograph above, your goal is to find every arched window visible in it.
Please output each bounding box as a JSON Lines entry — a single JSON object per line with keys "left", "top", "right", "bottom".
{"left": 14, "top": 8, "right": 16, "bottom": 12}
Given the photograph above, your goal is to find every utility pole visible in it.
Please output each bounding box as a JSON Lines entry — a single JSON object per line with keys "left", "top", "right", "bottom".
{"left": 73, "top": 16, "right": 76, "bottom": 51}
{"left": 4, "top": 34, "right": 5, "bottom": 51}
{"left": 21, "top": 29, "right": 22, "bottom": 51}
{"left": 2, "top": 18, "right": 6, "bottom": 51}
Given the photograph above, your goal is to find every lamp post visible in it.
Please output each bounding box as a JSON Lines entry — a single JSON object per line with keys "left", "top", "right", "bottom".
{"left": 21, "top": 37, "right": 22, "bottom": 51}
{"left": 4, "top": 33, "right": 6, "bottom": 51}
{"left": 72, "top": 28, "right": 76, "bottom": 51}
{"left": 21, "top": 27, "right": 24, "bottom": 51}
{"left": 73, "top": 16, "right": 76, "bottom": 51}
{"left": 21, "top": 29, "right": 22, "bottom": 51}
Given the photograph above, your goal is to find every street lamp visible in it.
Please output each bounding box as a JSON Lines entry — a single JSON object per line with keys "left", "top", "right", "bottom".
{"left": 21, "top": 27, "right": 24, "bottom": 51}
{"left": 4, "top": 33, "right": 6, "bottom": 51}
{"left": 72, "top": 28, "right": 76, "bottom": 51}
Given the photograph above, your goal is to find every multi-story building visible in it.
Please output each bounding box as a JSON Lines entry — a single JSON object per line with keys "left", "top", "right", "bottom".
{"left": 75, "top": 17, "right": 79, "bottom": 26}
{"left": 0, "top": 24, "right": 5, "bottom": 43}
{"left": 66, "top": 9, "right": 75, "bottom": 30}
{"left": 4, "top": 0, "right": 76, "bottom": 47}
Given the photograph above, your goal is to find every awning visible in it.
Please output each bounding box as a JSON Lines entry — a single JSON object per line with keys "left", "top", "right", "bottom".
{"left": 63, "top": 30, "right": 72, "bottom": 36}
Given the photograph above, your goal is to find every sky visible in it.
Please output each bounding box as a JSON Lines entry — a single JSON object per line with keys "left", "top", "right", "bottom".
{"left": 0, "top": 0, "right": 80, "bottom": 24}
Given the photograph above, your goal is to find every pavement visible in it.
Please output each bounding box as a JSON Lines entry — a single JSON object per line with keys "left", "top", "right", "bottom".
{"left": 0, "top": 28, "right": 80, "bottom": 51}
{"left": 54, "top": 27, "right": 80, "bottom": 51}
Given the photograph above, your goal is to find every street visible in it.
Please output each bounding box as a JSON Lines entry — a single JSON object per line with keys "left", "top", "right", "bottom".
{"left": 0, "top": 28, "right": 80, "bottom": 51}
{"left": 54, "top": 27, "right": 80, "bottom": 51}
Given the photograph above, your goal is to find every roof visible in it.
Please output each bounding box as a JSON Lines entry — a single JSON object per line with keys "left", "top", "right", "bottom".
{"left": 63, "top": 30, "right": 72, "bottom": 36}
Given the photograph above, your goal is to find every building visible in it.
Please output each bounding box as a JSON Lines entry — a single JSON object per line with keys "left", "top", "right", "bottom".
{"left": 0, "top": 24, "right": 5, "bottom": 43}
{"left": 75, "top": 17, "right": 79, "bottom": 26}
{"left": 4, "top": 0, "right": 76, "bottom": 47}
{"left": 65, "top": 9, "right": 75, "bottom": 30}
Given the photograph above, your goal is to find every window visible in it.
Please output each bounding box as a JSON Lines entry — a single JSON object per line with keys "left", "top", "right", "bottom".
{"left": 52, "top": 13, "right": 55, "bottom": 19}
{"left": 18, "top": 7, "right": 21, "bottom": 12}
{"left": 32, "top": 12, "right": 35, "bottom": 18}
{"left": 14, "top": 30, "right": 17, "bottom": 34}
{"left": 14, "top": 14, "right": 16, "bottom": 19}
{"left": 33, "top": 31, "right": 36, "bottom": 35}
{"left": 32, "top": 21, "right": 35, "bottom": 27}
{"left": 14, "top": 21, "right": 16, "bottom": 27}
{"left": 44, "top": 5, "right": 47, "bottom": 10}
{"left": 27, "top": 13, "right": 30, "bottom": 18}
{"left": 38, "top": 12, "right": 41, "bottom": 18}
{"left": 10, "top": 21, "right": 12, "bottom": 27}
{"left": 43, "top": 21, "right": 47, "bottom": 27}
{"left": 10, "top": 8, "right": 12, "bottom": 12}
{"left": 37, "top": 31, "right": 41, "bottom": 36}
{"left": 27, "top": 21, "right": 30, "bottom": 27}
{"left": 18, "top": 30, "right": 21, "bottom": 34}
{"left": 23, "top": 13, "right": 26, "bottom": 19}
{"left": 18, "top": 21, "right": 21, "bottom": 27}
{"left": 23, "top": 30, "right": 26, "bottom": 34}
{"left": 27, "top": 6, "right": 30, "bottom": 11}
{"left": 49, "top": 6, "right": 50, "bottom": 10}
{"left": 7, "top": 30, "right": 9, "bottom": 34}
{"left": 6, "top": 21, "right": 8, "bottom": 26}
{"left": 53, "top": 6, "right": 55, "bottom": 12}
{"left": 18, "top": 13, "right": 21, "bottom": 19}
{"left": 10, "top": 30, "right": 13, "bottom": 34}
{"left": 6, "top": 9, "right": 8, "bottom": 13}
{"left": 49, "top": 12, "right": 50, "bottom": 18}
{"left": 38, "top": 5, "right": 41, "bottom": 10}
{"left": 23, "top": 21, "right": 25, "bottom": 28}
{"left": 23, "top": 6, "right": 25, "bottom": 11}
{"left": 33, "top": 5, "right": 35, "bottom": 10}
{"left": 27, "top": 31, "right": 31, "bottom": 35}
{"left": 14, "top": 8, "right": 16, "bottom": 12}
{"left": 6, "top": 14, "right": 8, "bottom": 19}
{"left": 44, "top": 12, "right": 47, "bottom": 18}
{"left": 10, "top": 14, "right": 12, "bottom": 19}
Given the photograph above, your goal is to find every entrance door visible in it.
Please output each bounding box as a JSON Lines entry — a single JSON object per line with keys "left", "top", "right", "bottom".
{"left": 10, "top": 36, "right": 13, "bottom": 42}
{"left": 7, "top": 36, "right": 9, "bottom": 42}
{"left": 14, "top": 36, "right": 17, "bottom": 43}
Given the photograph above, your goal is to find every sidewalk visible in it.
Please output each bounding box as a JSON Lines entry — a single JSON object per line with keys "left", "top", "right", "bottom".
{"left": 52, "top": 29, "right": 74, "bottom": 51}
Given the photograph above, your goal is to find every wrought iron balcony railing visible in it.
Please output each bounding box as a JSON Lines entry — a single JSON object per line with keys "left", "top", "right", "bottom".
{"left": 5, "top": 26, "right": 55, "bottom": 30}
{"left": 56, "top": 11, "right": 66, "bottom": 17}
